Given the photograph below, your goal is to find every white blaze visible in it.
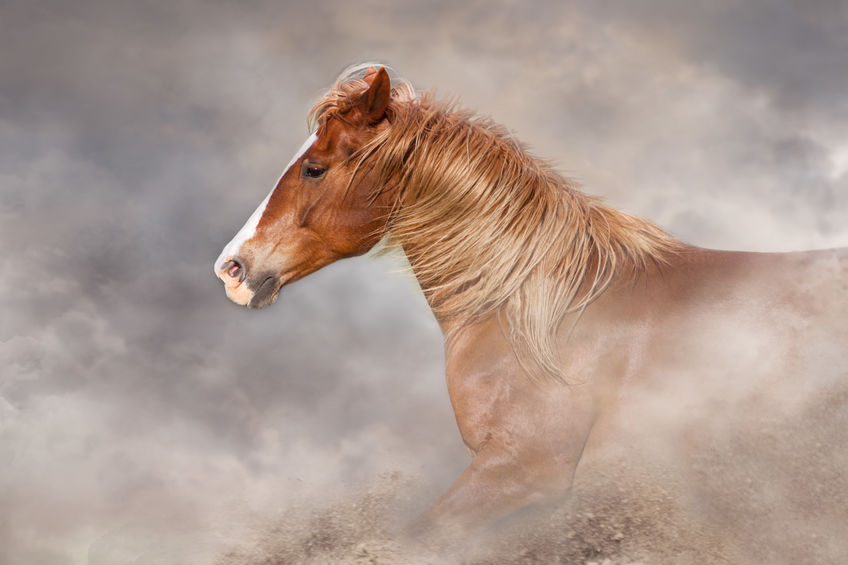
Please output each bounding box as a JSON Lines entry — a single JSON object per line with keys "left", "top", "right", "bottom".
{"left": 214, "top": 132, "right": 318, "bottom": 274}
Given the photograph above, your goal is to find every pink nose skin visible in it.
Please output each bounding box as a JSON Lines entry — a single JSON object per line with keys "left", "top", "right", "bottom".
{"left": 220, "top": 258, "right": 246, "bottom": 283}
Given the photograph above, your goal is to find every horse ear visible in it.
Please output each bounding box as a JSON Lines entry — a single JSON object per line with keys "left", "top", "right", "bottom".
{"left": 357, "top": 67, "right": 390, "bottom": 124}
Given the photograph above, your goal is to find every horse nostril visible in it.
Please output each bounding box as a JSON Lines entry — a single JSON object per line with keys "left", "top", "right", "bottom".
{"left": 221, "top": 258, "right": 246, "bottom": 282}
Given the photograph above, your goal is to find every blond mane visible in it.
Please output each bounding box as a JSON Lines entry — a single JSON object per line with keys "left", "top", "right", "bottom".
{"left": 310, "top": 66, "right": 683, "bottom": 381}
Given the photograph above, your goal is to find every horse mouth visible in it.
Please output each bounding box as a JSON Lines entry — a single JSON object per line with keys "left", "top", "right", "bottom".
{"left": 247, "top": 274, "right": 281, "bottom": 309}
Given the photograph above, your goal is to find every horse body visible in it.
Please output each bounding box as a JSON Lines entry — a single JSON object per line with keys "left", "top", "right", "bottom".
{"left": 214, "top": 65, "right": 847, "bottom": 537}
{"left": 424, "top": 246, "right": 848, "bottom": 527}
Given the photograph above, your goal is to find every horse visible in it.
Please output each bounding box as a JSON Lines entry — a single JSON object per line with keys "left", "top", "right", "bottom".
{"left": 214, "top": 65, "right": 848, "bottom": 545}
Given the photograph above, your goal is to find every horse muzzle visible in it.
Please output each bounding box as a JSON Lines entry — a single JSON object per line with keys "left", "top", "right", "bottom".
{"left": 215, "top": 255, "right": 281, "bottom": 308}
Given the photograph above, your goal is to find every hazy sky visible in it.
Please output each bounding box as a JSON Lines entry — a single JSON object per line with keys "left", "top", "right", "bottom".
{"left": 2, "top": 1, "right": 847, "bottom": 563}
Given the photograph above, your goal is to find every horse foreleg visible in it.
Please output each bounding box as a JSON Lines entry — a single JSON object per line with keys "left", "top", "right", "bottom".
{"left": 413, "top": 318, "right": 598, "bottom": 537}
{"left": 435, "top": 449, "right": 570, "bottom": 525}
{"left": 411, "top": 416, "right": 594, "bottom": 537}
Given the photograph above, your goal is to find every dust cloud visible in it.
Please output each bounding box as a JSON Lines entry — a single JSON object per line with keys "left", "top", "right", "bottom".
{"left": 2, "top": 1, "right": 847, "bottom": 563}
{"left": 214, "top": 324, "right": 848, "bottom": 565}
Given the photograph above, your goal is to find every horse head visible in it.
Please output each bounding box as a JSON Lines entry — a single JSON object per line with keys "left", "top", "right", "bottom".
{"left": 214, "top": 67, "right": 395, "bottom": 308}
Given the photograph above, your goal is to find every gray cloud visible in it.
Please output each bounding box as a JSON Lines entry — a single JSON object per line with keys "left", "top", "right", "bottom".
{"left": 1, "top": 0, "right": 847, "bottom": 563}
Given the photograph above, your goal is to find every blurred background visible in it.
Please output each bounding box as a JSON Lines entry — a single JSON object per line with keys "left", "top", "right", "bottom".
{"left": 1, "top": 1, "right": 847, "bottom": 563}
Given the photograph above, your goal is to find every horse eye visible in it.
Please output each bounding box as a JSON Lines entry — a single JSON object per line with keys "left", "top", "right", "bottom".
{"left": 303, "top": 165, "right": 326, "bottom": 179}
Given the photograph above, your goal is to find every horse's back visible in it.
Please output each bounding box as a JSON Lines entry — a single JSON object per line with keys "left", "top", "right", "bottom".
{"left": 595, "top": 245, "right": 848, "bottom": 421}
{"left": 629, "top": 245, "right": 848, "bottom": 373}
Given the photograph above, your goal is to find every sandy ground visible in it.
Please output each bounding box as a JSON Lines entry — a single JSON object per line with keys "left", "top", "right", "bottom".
{"left": 215, "top": 381, "right": 848, "bottom": 565}
{"left": 215, "top": 453, "right": 846, "bottom": 564}
{"left": 212, "top": 472, "right": 734, "bottom": 564}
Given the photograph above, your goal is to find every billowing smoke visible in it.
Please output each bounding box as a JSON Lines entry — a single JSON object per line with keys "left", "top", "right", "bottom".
{"left": 2, "top": 1, "right": 846, "bottom": 564}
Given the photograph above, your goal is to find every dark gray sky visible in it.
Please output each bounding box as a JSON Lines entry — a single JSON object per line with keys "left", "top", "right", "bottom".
{"left": 2, "top": 1, "right": 847, "bottom": 563}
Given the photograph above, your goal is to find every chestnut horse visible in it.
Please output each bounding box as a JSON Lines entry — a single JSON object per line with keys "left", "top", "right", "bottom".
{"left": 214, "top": 66, "right": 848, "bottom": 535}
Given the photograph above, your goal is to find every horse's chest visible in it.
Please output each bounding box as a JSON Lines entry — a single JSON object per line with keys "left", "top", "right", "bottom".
{"left": 444, "top": 333, "right": 602, "bottom": 456}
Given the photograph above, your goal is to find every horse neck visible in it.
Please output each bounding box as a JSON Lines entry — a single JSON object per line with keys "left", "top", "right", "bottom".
{"left": 376, "top": 102, "right": 576, "bottom": 317}
{"left": 375, "top": 99, "right": 682, "bottom": 373}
